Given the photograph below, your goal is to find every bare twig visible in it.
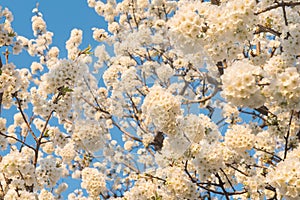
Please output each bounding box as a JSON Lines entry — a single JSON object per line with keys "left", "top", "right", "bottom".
{"left": 254, "top": 24, "right": 281, "bottom": 37}
{"left": 255, "top": 2, "right": 300, "bottom": 15}
{"left": 284, "top": 110, "right": 294, "bottom": 159}
{"left": 0, "top": 131, "right": 35, "bottom": 151}
{"left": 215, "top": 173, "right": 230, "bottom": 200}
{"left": 13, "top": 94, "right": 38, "bottom": 142}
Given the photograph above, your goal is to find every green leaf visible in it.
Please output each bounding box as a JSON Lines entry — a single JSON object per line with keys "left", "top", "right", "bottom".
{"left": 80, "top": 44, "right": 93, "bottom": 55}
{"left": 58, "top": 86, "right": 74, "bottom": 96}
{"left": 8, "top": 31, "right": 16, "bottom": 37}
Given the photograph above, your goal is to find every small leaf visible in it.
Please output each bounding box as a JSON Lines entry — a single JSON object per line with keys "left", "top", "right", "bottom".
{"left": 80, "top": 45, "right": 93, "bottom": 55}
{"left": 57, "top": 86, "right": 74, "bottom": 97}
{"left": 8, "top": 31, "right": 16, "bottom": 37}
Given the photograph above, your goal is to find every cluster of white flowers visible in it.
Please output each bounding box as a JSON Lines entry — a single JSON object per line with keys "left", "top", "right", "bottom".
{"left": 123, "top": 178, "right": 163, "bottom": 200}
{"left": 263, "top": 67, "right": 300, "bottom": 110}
{"left": 81, "top": 167, "right": 106, "bottom": 198}
{"left": 103, "top": 64, "right": 125, "bottom": 88}
{"left": 205, "top": 0, "right": 257, "bottom": 61}
{"left": 178, "top": 114, "right": 205, "bottom": 143}
{"left": 72, "top": 120, "right": 107, "bottom": 152}
{"left": 156, "top": 63, "right": 174, "bottom": 83}
{"left": 221, "top": 60, "right": 265, "bottom": 108}
{"left": 4, "top": 189, "right": 37, "bottom": 200}
{"left": 224, "top": 124, "right": 255, "bottom": 153}
{"left": 35, "top": 156, "right": 63, "bottom": 188}
{"left": 142, "top": 85, "right": 182, "bottom": 135}
{"left": 124, "top": 166, "right": 198, "bottom": 199}
{"left": 254, "top": 130, "right": 276, "bottom": 160}
{"left": 119, "top": 67, "right": 141, "bottom": 92}
{"left": 57, "top": 141, "right": 76, "bottom": 164}
{"left": 192, "top": 142, "right": 225, "bottom": 180}
{"left": 168, "top": 0, "right": 257, "bottom": 60}
{"left": 31, "top": 59, "right": 88, "bottom": 120}
{"left": 158, "top": 166, "right": 199, "bottom": 199}
{"left": 22, "top": 8, "right": 55, "bottom": 60}
{"left": 48, "top": 127, "right": 68, "bottom": 148}
{"left": 38, "top": 189, "right": 55, "bottom": 200}
{"left": 168, "top": 2, "right": 205, "bottom": 39}
{"left": 31, "top": 9, "right": 46, "bottom": 36}
{"left": 40, "top": 59, "right": 86, "bottom": 94}
{"left": 158, "top": 134, "right": 191, "bottom": 160}
{"left": 65, "top": 29, "right": 83, "bottom": 60}
{"left": 0, "top": 148, "right": 36, "bottom": 191}
{"left": 281, "top": 22, "right": 300, "bottom": 55}
{"left": 221, "top": 103, "right": 241, "bottom": 124}
{"left": 92, "top": 28, "right": 109, "bottom": 42}
{"left": 266, "top": 146, "right": 300, "bottom": 199}
{"left": 0, "top": 7, "right": 23, "bottom": 55}
{"left": 0, "top": 63, "right": 30, "bottom": 109}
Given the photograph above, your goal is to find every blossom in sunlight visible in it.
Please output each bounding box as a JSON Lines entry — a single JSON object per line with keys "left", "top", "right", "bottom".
{"left": 72, "top": 120, "right": 107, "bottom": 152}
{"left": 142, "top": 85, "right": 182, "bottom": 135}
{"left": 31, "top": 15, "right": 46, "bottom": 36}
{"left": 221, "top": 60, "right": 265, "bottom": 108}
{"left": 266, "top": 146, "right": 300, "bottom": 199}
{"left": 81, "top": 167, "right": 106, "bottom": 198}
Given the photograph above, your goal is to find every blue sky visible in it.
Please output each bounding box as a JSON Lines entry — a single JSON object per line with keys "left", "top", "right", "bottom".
{"left": 1, "top": 0, "right": 106, "bottom": 64}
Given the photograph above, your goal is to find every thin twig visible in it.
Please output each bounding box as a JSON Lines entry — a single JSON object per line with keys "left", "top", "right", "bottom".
{"left": 220, "top": 168, "right": 236, "bottom": 192}
{"left": 254, "top": 2, "right": 300, "bottom": 15}
{"left": 112, "top": 120, "right": 142, "bottom": 142}
{"left": 254, "top": 24, "right": 281, "bottom": 37}
{"left": 284, "top": 110, "right": 294, "bottom": 159}
{"left": 0, "top": 131, "right": 35, "bottom": 151}
{"left": 215, "top": 173, "right": 230, "bottom": 200}
{"left": 182, "top": 86, "right": 220, "bottom": 104}
{"left": 13, "top": 94, "right": 38, "bottom": 142}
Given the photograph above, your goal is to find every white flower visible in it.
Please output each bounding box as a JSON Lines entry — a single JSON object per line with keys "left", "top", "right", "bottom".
{"left": 221, "top": 60, "right": 265, "bottom": 108}
{"left": 142, "top": 85, "right": 182, "bottom": 135}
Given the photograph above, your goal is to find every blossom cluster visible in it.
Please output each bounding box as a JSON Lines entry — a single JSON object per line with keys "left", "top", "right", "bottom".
{"left": 142, "top": 85, "right": 182, "bottom": 136}
{"left": 81, "top": 167, "right": 106, "bottom": 198}
{"left": 221, "top": 60, "right": 265, "bottom": 108}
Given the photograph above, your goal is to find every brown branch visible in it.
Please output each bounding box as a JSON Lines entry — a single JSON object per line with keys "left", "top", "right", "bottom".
{"left": 179, "top": 80, "right": 189, "bottom": 96}
{"left": 34, "top": 110, "right": 54, "bottom": 166}
{"left": 284, "top": 110, "right": 294, "bottom": 159}
{"left": 184, "top": 160, "right": 247, "bottom": 197}
{"left": 183, "top": 86, "right": 220, "bottom": 104}
{"left": 211, "top": 0, "right": 221, "bottom": 6}
{"left": 220, "top": 168, "right": 236, "bottom": 192}
{"left": 255, "top": 2, "right": 300, "bottom": 15}
{"left": 280, "top": 0, "right": 289, "bottom": 26}
{"left": 144, "top": 173, "right": 166, "bottom": 183}
{"left": 254, "top": 24, "right": 281, "bottom": 37}
{"left": 83, "top": 76, "right": 110, "bottom": 115}
{"left": 215, "top": 173, "right": 230, "bottom": 200}
{"left": 13, "top": 94, "right": 38, "bottom": 142}
{"left": 112, "top": 120, "right": 142, "bottom": 142}
{"left": 0, "top": 131, "right": 35, "bottom": 151}
{"left": 225, "top": 163, "right": 249, "bottom": 177}
{"left": 253, "top": 147, "right": 283, "bottom": 163}
{"left": 238, "top": 108, "right": 266, "bottom": 122}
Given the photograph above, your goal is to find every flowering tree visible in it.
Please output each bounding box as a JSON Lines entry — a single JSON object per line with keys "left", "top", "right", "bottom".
{"left": 0, "top": 0, "right": 300, "bottom": 199}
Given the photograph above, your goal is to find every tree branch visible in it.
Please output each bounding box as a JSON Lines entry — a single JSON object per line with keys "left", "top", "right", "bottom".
{"left": 284, "top": 110, "right": 294, "bottom": 159}
{"left": 255, "top": 2, "right": 300, "bottom": 15}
